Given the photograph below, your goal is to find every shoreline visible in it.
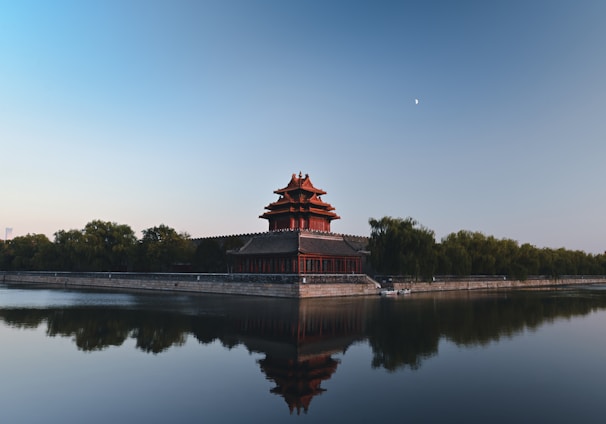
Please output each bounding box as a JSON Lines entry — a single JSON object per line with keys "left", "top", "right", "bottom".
{"left": 2, "top": 271, "right": 606, "bottom": 298}
{"left": 1, "top": 271, "right": 379, "bottom": 298}
{"left": 391, "top": 276, "right": 606, "bottom": 293}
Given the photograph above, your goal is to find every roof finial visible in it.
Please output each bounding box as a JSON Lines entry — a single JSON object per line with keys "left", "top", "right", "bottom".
{"left": 298, "top": 171, "right": 302, "bottom": 179}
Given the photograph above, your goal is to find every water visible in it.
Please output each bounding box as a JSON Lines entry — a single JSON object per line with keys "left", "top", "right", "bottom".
{"left": 1, "top": 283, "right": 606, "bottom": 423}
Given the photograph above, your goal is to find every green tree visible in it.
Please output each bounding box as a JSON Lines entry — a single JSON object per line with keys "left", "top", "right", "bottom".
{"left": 514, "top": 243, "right": 540, "bottom": 280}
{"left": 0, "top": 240, "right": 9, "bottom": 270}
{"left": 369, "top": 216, "right": 435, "bottom": 280}
{"left": 494, "top": 238, "right": 518, "bottom": 277}
{"left": 54, "top": 229, "right": 86, "bottom": 271}
{"left": 438, "top": 231, "right": 500, "bottom": 275}
{"left": 137, "top": 225, "right": 193, "bottom": 272}
{"left": 4, "top": 234, "right": 54, "bottom": 270}
{"left": 193, "top": 238, "right": 226, "bottom": 272}
{"left": 598, "top": 253, "right": 606, "bottom": 275}
{"left": 439, "top": 233, "right": 472, "bottom": 276}
{"left": 82, "top": 220, "right": 137, "bottom": 271}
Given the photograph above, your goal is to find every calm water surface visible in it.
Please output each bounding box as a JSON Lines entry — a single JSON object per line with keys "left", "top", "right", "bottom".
{"left": 1, "top": 283, "right": 606, "bottom": 423}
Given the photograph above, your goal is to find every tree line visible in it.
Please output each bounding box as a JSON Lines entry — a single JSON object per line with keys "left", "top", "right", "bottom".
{"left": 0, "top": 220, "right": 242, "bottom": 273}
{"left": 3, "top": 216, "right": 605, "bottom": 278}
{"left": 369, "top": 216, "right": 606, "bottom": 280}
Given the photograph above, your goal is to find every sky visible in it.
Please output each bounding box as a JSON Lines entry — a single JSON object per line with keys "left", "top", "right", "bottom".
{"left": 1, "top": 0, "right": 605, "bottom": 253}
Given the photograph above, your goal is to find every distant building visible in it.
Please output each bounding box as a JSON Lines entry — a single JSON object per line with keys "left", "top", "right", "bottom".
{"left": 227, "top": 173, "right": 369, "bottom": 274}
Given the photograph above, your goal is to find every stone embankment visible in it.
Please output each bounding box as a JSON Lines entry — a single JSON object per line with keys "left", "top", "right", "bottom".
{"left": 0, "top": 271, "right": 378, "bottom": 298}
{"left": 388, "top": 275, "right": 606, "bottom": 293}
{"left": 2, "top": 271, "right": 605, "bottom": 298}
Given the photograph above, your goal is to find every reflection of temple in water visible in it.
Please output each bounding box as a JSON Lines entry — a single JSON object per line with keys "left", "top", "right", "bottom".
{"left": 259, "top": 355, "right": 339, "bottom": 414}
{"left": 231, "top": 298, "right": 373, "bottom": 414}
{"left": 0, "top": 292, "right": 373, "bottom": 414}
{"left": 4, "top": 287, "right": 606, "bottom": 414}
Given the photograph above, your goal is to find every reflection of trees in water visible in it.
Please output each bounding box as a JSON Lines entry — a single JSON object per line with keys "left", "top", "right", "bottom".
{"left": 47, "top": 310, "right": 130, "bottom": 351}
{"left": 130, "top": 312, "right": 188, "bottom": 354}
{"left": 438, "top": 290, "right": 606, "bottom": 347}
{"left": 1, "top": 287, "right": 606, "bottom": 362}
{"left": 0, "top": 309, "right": 47, "bottom": 329}
{"left": 367, "top": 298, "right": 440, "bottom": 371}
{"left": 365, "top": 289, "right": 606, "bottom": 371}
{"left": 44, "top": 310, "right": 191, "bottom": 353}
{"left": 1, "top": 308, "right": 192, "bottom": 354}
{"left": 190, "top": 316, "right": 228, "bottom": 345}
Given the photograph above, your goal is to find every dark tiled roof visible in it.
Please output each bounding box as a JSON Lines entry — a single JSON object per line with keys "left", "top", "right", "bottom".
{"left": 299, "top": 234, "right": 361, "bottom": 256}
{"left": 342, "top": 235, "right": 369, "bottom": 252}
{"left": 229, "top": 231, "right": 365, "bottom": 257}
{"left": 231, "top": 231, "right": 299, "bottom": 255}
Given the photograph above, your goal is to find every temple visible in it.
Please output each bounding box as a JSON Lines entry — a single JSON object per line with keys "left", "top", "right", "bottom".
{"left": 228, "top": 173, "right": 367, "bottom": 274}
{"left": 260, "top": 172, "right": 340, "bottom": 232}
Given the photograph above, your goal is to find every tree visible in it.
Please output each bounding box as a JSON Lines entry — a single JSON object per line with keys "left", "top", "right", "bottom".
{"left": 0, "top": 240, "right": 9, "bottom": 270}
{"left": 513, "top": 243, "right": 540, "bottom": 280}
{"left": 369, "top": 216, "right": 436, "bottom": 280}
{"left": 3, "top": 234, "right": 54, "bottom": 270}
{"left": 82, "top": 220, "right": 137, "bottom": 271}
{"left": 54, "top": 229, "right": 86, "bottom": 271}
{"left": 193, "top": 238, "right": 226, "bottom": 272}
{"left": 438, "top": 231, "right": 501, "bottom": 276}
{"left": 136, "top": 225, "right": 193, "bottom": 272}
{"left": 495, "top": 238, "right": 518, "bottom": 277}
{"left": 439, "top": 233, "right": 472, "bottom": 276}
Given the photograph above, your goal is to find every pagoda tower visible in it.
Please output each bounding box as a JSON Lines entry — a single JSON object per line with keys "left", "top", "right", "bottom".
{"left": 228, "top": 173, "right": 368, "bottom": 274}
{"left": 260, "top": 172, "right": 340, "bottom": 232}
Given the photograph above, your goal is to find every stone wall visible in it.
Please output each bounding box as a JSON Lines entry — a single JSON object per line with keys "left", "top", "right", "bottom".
{"left": 299, "top": 283, "right": 378, "bottom": 298}
{"left": 392, "top": 276, "right": 606, "bottom": 292}
{"left": 1, "top": 271, "right": 376, "bottom": 298}
{"left": 3, "top": 272, "right": 605, "bottom": 298}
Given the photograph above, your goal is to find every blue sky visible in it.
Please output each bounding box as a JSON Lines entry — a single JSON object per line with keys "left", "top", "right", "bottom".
{"left": 1, "top": 0, "right": 605, "bottom": 253}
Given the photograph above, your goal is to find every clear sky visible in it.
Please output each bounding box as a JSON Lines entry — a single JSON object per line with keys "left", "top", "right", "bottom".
{"left": 1, "top": 0, "right": 605, "bottom": 253}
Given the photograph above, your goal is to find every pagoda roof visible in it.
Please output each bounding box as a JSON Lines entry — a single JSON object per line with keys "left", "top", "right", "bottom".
{"left": 274, "top": 173, "right": 326, "bottom": 196}
{"left": 270, "top": 193, "right": 334, "bottom": 209}
{"left": 260, "top": 207, "right": 339, "bottom": 219}
{"left": 260, "top": 173, "right": 341, "bottom": 231}
{"left": 261, "top": 173, "right": 340, "bottom": 223}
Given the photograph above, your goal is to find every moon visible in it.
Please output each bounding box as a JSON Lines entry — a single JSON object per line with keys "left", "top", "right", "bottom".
{"left": 414, "top": 98, "right": 419, "bottom": 105}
